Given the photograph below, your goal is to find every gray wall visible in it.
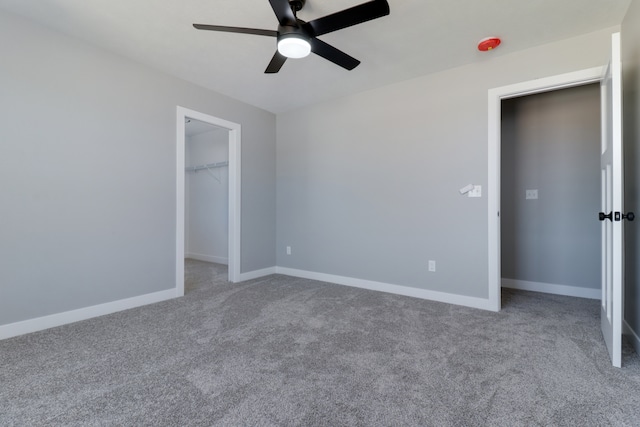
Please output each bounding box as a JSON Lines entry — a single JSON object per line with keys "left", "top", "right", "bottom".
{"left": 622, "top": 0, "right": 640, "bottom": 337}
{"left": 0, "top": 9, "right": 276, "bottom": 326}
{"left": 277, "top": 27, "right": 618, "bottom": 300}
{"left": 186, "top": 129, "right": 229, "bottom": 263}
{"left": 501, "top": 85, "right": 601, "bottom": 289}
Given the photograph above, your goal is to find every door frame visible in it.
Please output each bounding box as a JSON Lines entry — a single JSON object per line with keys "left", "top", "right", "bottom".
{"left": 487, "top": 66, "right": 604, "bottom": 311}
{"left": 176, "top": 106, "right": 241, "bottom": 296}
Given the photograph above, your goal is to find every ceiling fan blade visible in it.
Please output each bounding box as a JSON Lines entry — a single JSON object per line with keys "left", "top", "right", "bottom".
{"left": 310, "top": 38, "right": 360, "bottom": 70}
{"left": 268, "top": 0, "right": 298, "bottom": 26}
{"left": 265, "top": 51, "right": 288, "bottom": 73}
{"left": 193, "top": 24, "right": 278, "bottom": 37}
{"left": 304, "top": 0, "right": 389, "bottom": 37}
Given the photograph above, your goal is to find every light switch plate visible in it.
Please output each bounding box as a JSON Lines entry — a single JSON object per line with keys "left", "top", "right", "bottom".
{"left": 468, "top": 185, "right": 482, "bottom": 198}
{"left": 459, "top": 184, "right": 474, "bottom": 194}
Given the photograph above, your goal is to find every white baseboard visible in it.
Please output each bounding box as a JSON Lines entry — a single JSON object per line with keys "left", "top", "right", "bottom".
{"left": 501, "top": 278, "right": 600, "bottom": 300}
{"left": 0, "top": 288, "right": 177, "bottom": 341}
{"left": 276, "top": 267, "right": 492, "bottom": 311}
{"left": 15, "top": 271, "right": 594, "bottom": 341}
{"left": 186, "top": 253, "right": 228, "bottom": 265}
{"left": 237, "top": 266, "right": 277, "bottom": 282}
{"left": 229, "top": 265, "right": 492, "bottom": 310}
{"left": 623, "top": 320, "right": 640, "bottom": 356}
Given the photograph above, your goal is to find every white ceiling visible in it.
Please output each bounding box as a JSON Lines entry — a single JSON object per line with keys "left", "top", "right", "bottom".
{"left": 0, "top": 0, "right": 631, "bottom": 113}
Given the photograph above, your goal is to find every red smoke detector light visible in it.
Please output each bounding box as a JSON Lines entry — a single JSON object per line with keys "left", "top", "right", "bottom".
{"left": 478, "top": 37, "right": 501, "bottom": 51}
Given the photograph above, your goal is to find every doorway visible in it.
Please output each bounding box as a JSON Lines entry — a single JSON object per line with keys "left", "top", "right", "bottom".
{"left": 487, "top": 67, "right": 605, "bottom": 311}
{"left": 175, "top": 107, "right": 241, "bottom": 296}
{"left": 185, "top": 119, "right": 229, "bottom": 267}
{"left": 500, "top": 84, "right": 601, "bottom": 300}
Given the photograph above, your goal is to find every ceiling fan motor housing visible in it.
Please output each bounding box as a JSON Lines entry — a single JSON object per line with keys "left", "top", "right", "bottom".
{"left": 278, "top": 24, "right": 309, "bottom": 40}
{"left": 289, "top": 0, "right": 306, "bottom": 12}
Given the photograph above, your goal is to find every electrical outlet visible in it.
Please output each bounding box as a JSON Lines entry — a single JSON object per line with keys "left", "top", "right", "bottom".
{"left": 428, "top": 260, "right": 436, "bottom": 272}
{"left": 525, "top": 189, "right": 538, "bottom": 200}
{"left": 286, "top": 246, "right": 291, "bottom": 255}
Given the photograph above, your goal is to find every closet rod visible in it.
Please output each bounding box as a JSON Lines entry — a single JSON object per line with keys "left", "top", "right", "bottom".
{"left": 185, "top": 161, "right": 229, "bottom": 173}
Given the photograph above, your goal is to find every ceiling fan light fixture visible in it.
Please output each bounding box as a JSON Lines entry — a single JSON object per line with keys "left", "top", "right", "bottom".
{"left": 277, "top": 35, "right": 311, "bottom": 59}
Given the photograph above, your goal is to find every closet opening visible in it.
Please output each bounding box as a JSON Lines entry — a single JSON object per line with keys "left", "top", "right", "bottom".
{"left": 184, "top": 119, "right": 230, "bottom": 291}
{"left": 500, "top": 83, "right": 601, "bottom": 301}
{"left": 175, "top": 107, "right": 241, "bottom": 296}
{"left": 487, "top": 66, "right": 604, "bottom": 311}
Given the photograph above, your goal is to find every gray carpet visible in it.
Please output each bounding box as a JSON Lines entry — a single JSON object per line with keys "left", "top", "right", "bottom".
{"left": 2, "top": 259, "right": 640, "bottom": 426}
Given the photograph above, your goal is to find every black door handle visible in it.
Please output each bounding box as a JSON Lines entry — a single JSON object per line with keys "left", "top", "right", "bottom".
{"left": 612, "top": 211, "right": 635, "bottom": 221}
{"left": 599, "top": 211, "right": 613, "bottom": 221}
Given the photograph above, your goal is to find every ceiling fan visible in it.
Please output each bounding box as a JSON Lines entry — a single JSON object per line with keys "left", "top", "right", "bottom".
{"left": 193, "top": 0, "right": 390, "bottom": 73}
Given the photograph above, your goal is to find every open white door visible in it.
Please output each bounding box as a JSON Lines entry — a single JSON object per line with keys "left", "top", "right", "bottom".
{"left": 599, "top": 32, "right": 625, "bottom": 368}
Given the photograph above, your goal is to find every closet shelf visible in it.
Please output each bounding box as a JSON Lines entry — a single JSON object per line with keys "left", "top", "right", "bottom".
{"left": 185, "top": 161, "right": 229, "bottom": 173}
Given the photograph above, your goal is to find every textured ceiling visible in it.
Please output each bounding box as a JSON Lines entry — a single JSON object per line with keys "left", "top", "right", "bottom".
{"left": 0, "top": 0, "right": 632, "bottom": 113}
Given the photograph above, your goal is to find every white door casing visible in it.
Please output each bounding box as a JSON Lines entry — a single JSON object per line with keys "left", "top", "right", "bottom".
{"left": 600, "top": 32, "right": 623, "bottom": 368}
{"left": 176, "top": 106, "right": 241, "bottom": 295}
{"left": 487, "top": 67, "right": 604, "bottom": 312}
